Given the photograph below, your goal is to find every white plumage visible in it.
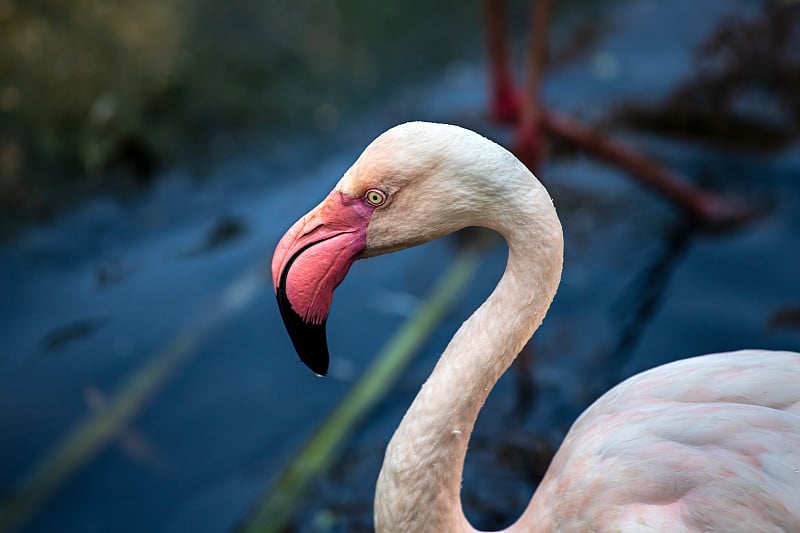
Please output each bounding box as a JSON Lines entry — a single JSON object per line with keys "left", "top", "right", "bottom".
{"left": 273, "top": 122, "right": 800, "bottom": 532}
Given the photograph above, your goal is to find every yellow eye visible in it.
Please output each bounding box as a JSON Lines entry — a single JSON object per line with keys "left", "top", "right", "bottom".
{"left": 365, "top": 189, "right": 387, "bottom": 207}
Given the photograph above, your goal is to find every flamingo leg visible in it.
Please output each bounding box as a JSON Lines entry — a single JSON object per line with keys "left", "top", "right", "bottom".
{"left": 541, "top": 110, "right": 754, "bottom": 228}
{"left": 482, "top": 0, "right": 754, "bottom": 228}
{"left": 514, "top": 0, "right": 552, "bottom": 171}
{"left": 484, "top": 0, "right": 520, "bottom": 123}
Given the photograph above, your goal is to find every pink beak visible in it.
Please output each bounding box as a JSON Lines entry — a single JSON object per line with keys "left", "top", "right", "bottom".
{"left": 272, "top": 191, "right": 376, "bottom": 375}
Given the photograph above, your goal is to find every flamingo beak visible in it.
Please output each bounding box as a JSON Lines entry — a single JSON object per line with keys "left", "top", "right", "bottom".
{"left": 271, "top": 191, "right": 375, "bottom": 376}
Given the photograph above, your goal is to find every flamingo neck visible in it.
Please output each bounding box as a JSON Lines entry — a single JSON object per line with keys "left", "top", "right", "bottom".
{"left": 374, "top": 185, "right": 563, "bottom": 533}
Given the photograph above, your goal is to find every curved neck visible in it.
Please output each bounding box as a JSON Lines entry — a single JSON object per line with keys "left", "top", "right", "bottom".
{"left": 374, "top": 184, "right": 563, "bottom": 533}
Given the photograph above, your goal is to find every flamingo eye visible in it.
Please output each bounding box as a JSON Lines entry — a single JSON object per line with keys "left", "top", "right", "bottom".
{"left": 365, "top": 189, "right": 387, "bottom": 207}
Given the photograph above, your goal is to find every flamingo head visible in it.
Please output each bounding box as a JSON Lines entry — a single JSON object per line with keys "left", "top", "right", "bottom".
{"left": 272, "top": 122, "right": 526, "bottom": 375}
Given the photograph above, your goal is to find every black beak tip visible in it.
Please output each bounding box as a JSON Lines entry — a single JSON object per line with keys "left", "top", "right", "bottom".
{"left": 276, "top": 292, "right": 330, "bottom": 377}
{"left": 301, "top": 348, "right": 329, "bottom": 377}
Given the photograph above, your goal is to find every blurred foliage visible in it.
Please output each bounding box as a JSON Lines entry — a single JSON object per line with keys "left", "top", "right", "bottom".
{"left": 2, "top": 0, "right": 795, "bottom": 232}
{"left": 0, "top": 0, "right": 480, "bottom": 226}
{"left": 0, "top": 0, "right": 182, "bottom": 177}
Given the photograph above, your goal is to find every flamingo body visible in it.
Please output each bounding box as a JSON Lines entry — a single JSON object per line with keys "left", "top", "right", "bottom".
{"left": 530, "top": 350, "right": 800, "bottom": 531}
{"left": 271, "top": 122, "right": 800, "bottom": 532}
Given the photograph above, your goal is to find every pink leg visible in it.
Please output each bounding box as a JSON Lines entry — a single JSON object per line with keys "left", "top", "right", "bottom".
{"left": 483, "top": 0, "right": 753, "bottom": 228}
{"left": 484, "top": 0, "right": 520, "bottom": 123}
{"left": 541, "top": 110, "right": 755, "bottom": 228}
{"left": 514, "top": 0, "right": 552, "bottom": 171}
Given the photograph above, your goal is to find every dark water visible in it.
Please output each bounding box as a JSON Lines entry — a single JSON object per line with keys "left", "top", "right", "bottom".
{"left": 2, "top": 0, "right": 799, "bottom": 532}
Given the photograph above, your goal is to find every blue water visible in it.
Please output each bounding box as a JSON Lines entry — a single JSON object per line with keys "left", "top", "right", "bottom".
{"left": 1, "top": 0, "right": 799, "bottom": 532}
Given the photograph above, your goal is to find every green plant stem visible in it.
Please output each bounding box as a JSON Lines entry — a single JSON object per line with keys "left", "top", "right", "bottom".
{"left": 236, "top": 248, "right": 481, "bottom": 533}
{"left": 0, "top": 267, "right": 266, "bottom": 533}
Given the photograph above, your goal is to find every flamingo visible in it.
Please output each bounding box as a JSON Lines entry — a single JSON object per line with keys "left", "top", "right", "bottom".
{"left": 271, "top": 122, "right": 800, "bottom": 532}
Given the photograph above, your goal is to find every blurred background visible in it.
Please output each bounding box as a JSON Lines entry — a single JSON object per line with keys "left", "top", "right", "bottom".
{"left": 1, "top": 0, "right": 799, "bottom": 531}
